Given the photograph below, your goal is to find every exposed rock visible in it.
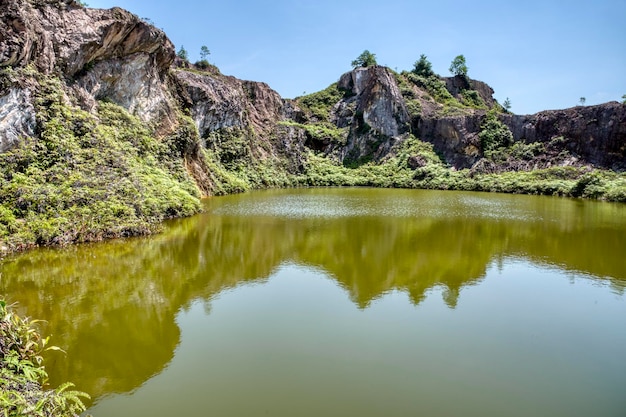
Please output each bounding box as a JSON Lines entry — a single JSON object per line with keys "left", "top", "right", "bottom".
{"left": 174, "top": 70, "right": 248, "bottom": 137}
{"left": 407, "top": 154, "right": 428, "bottom": 169}
{"left": 1, "top": 0, "right": 176, "bottom": 128}
{"left": 335, "top": 66, "right": 410, "bottom": 162}
{"left": 76, "top": 53, "right": 177, "bottom": 126}
{"left": 417, "top": 114, "right": 484, "bottom": 168}
{"left": 504, "top": 102, "right": 626, "bottom": 170}
{"left": 0, "top": 0, "right": 173, "bottom": 76}
{"left": 0, "top": 0, "right": 624, "bottom": 194}
{"left": 444, "top": 75, "right": 497, "bottom": 108}
{"left": 174, "top": 68, "right": 307, "bottom": 173}
{"left": 0, "top": 87, "right": 35, "bottom": 151}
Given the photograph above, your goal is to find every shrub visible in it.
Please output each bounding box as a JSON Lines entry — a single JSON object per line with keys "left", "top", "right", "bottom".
{"left": 461, "top": 90, "right": 486, "bottom": 108}
{"left": 479, "top": 110, "right": 513, "bottom": 153}
{"left": 297, "top": 84, "right": 347, "bottom": 121}
{"left": 0, "top": 300, "right": 89, "bottom": 416}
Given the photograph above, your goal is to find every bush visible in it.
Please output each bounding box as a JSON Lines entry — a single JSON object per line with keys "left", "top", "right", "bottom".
{"left": 461, "top": 90, "right": 486, "bottom": 108}
{"left": 479, "top": 110, "right": 513, "bottom": 153}
{"left": 0, "top": 300, "right": 89, "bottom": 416}
{"left": 297, "top": 84, "right": 348, "bottom": 121}
{"left": 404, "top": 72, "right": 455, "bottom": 104}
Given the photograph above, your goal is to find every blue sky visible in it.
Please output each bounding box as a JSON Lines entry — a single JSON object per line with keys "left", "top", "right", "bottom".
{"left": 86, "top": 0, "right": 625, "bottom": 115}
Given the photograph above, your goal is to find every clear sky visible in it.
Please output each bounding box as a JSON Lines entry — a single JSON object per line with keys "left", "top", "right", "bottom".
{"left": 86, "top": 0, "right": 625, "bottom": 115}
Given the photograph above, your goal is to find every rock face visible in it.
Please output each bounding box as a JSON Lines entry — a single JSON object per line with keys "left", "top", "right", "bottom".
{"left": 0, "top": 0, "right": 624, "bottom": 185}
{"left": 0, "top": 88, "right": 35, "bottom": 152}
{"left": 0, "top": 0, "right": 173, "bottom": 76}
{"left": 505, "top": 103, "right": 626, "bottom": 170}
{"left": 444, "top": 75, "right": 497, "bottom": 108}
{"left": 417, "top": 114, "right": 484, "bottom": 168}
{"left": 334, "top": 66, "right": 410, "bottom": 162}
{"left": 1, "top": 0, "right": 177, "bottom": 131}
{"left": 174, "top": 68, "right": 307, "bottom": 175}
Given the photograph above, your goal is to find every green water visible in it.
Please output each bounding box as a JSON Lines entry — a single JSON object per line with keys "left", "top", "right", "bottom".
{"left": 1, "top": 188, "right": 625, "bottom": 416}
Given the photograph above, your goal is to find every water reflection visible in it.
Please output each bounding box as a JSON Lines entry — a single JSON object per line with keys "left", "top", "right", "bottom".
{"left": 0, "top": 188, "right": 624, "bottom": 402}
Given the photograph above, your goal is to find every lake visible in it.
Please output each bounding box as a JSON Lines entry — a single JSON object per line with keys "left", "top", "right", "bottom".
{"left": 1, "top": 188, "right": 625, "bottom": 416}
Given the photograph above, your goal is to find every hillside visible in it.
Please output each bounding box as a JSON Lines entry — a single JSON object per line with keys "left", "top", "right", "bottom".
{"left": 0, "top": 0, "right": 625, "bottom": 253}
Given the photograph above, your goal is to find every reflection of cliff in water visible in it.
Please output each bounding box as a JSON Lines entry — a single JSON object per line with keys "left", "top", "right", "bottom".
{"left": 0, "top": 190, "right": 624, "bottom": 401}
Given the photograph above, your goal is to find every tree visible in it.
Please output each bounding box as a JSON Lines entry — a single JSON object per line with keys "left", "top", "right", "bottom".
{"left": 579, "top": 97, "right": 586, "bottom": 106}
{"left": 449, "top": 55, "right": 468, "bottom": 77}
{"left": 413, "top": 54, "right": 434, "bottom": 77}
{"left": 200, "top": 46, "right": 210, "bottom": 61}
{"left": 503, "top": 97, "right": 512, "bottom": 112}
{"left": 177, "top": 45, "right": 188, "bottom": 61}
{"left": 621, "top": 94, "right": 625, "bottom": 104}
{"left": 351, "top": 50, "right": 377, "bottom": 68}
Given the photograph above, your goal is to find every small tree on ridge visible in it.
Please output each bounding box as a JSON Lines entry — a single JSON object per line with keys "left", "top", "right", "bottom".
{"left": 200, "top": 46, "right": 210, "bottom": 61}
{"left": 351, "top": 50, "right": 377, "bottom": 68}
{"left": 503, "top": 97, "right": 512, "bottom": 112}
{"left": 413, "top": 54, "right": 434, "bottom": 77}
{"left": 177, "top": 45, "right": 189, "bottom": 61}
{"left": 449, "top": 55, "right": 468, "bottom": 77}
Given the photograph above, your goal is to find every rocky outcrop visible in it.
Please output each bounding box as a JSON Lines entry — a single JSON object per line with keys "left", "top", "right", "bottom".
{"left": 333, "top": 66, "right": 410, "bottom": 162}
{"left": 0, "top": 87, "right": 35, "bottom": 151}
{"left": 0, "top": 0, "right": 173, "bottom": 76}
{"left": 504, "top": 102, "right": 626, "bottom": 170}
{"left": 417, "top": 114, "right": 484, "bottom": 168}
{"left": 174, "top": 68, "right": 307, "bottom": 173}
{"left": 444, "top": 75, "right": 497, "bottom": 108}
{"left": 0, "top": 0, "right": 624, "bottom": 184}
{"left": 1, "top": 0, "right": 177, "bottom": 132}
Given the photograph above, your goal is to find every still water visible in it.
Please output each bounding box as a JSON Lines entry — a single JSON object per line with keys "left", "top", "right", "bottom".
{"left": 1, "top": 188, "right": 625, "bottom": 416}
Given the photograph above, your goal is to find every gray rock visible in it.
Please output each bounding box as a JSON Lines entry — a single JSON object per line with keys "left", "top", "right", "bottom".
{"left": 0, "top": 88, "right": 35, "bottom": 152}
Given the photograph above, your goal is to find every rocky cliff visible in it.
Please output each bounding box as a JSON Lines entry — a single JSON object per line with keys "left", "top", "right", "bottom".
{"left": 0, "top": 0, "right": 625, "bottom": 252}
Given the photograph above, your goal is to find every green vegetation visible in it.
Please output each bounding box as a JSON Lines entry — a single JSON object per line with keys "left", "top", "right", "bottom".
{"left": 0, "top": 58, "right": 624, "bottom": 255}
{"left": 351, "top": 50, "right": 377, "bottom": 68}
{"left": 296, "top": 83, "right": 349, "bottom": 121}
{"left": 479, "top": 109, "right": 513, "bottom": 153}
{"left": 0, "top": 68, "right": 201, "bottom": 252}
{"left": 176, "top": 45, "right": 188, "bottom": 61}
{"left": 622, "top": 94, "right": 626, "bottom": 104}
{"left": 402, "top": 72, "right": 455, "bottom": 104}
{"left": 503, "top": 97, "right": 512, "bottom": 112}
{"left": 297, "top": 133, "right": 626, "bottom": 202}
{"left": 449, "top": 55, "right": 468, "bottom": 77}
{"left": 412, "top": 54, "right": 434, "bottom": 78}
{"left": 196, "top": 45, "right": 211, "bottom": 68}
{"left": 202, "top": 126, "right": 299, "bottom": 193}
{"left": 579, "top": 97, "right": 586, "bottom": 106}
{"left": 1, "top": 299, "right": 89, "bottom": 416}
{"left": 461, "top": 89, "right": 486, "bottom": 109}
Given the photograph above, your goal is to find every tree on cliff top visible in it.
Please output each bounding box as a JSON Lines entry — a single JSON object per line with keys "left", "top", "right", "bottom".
{"left": 413, "top": 54, "right": 434, "bottom": 77}
{"left": 449, "top": 55, "right": 468, "bottom": 77}
{"left": 351, "top": 50, "right": 377, "bottom": 68}
{"left": 177, "top": 45, "right": 189, "bottom": 61}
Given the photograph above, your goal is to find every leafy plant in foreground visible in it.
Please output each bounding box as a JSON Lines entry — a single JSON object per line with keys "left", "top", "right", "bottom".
{"left": 0, "top": 300, "right": 90, "bottom": 416}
